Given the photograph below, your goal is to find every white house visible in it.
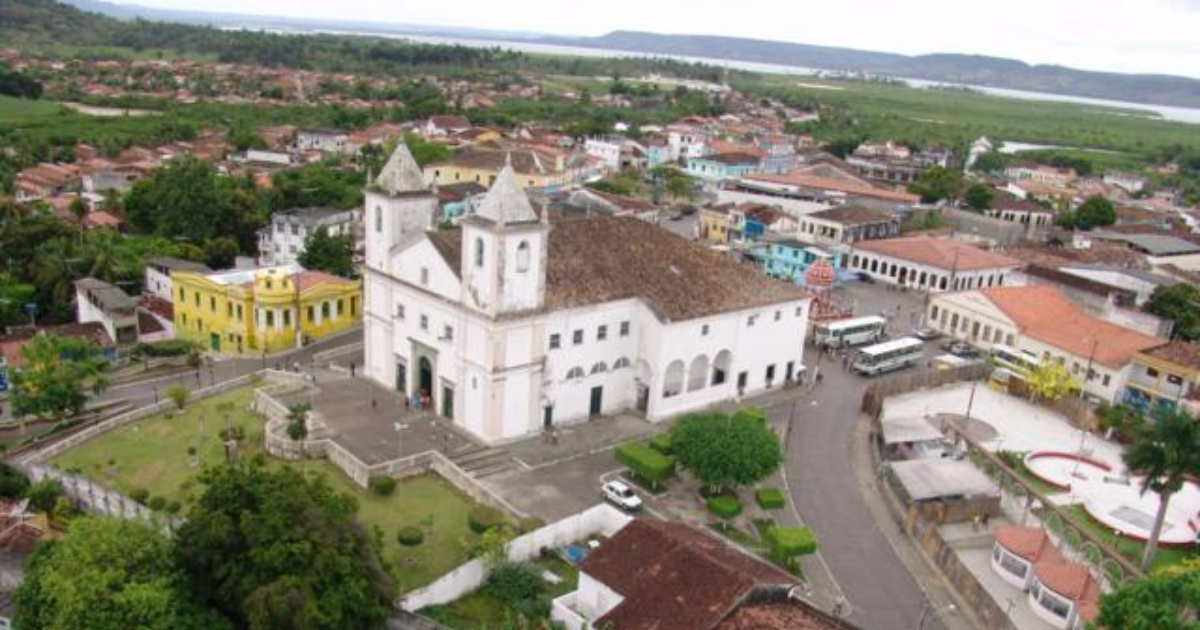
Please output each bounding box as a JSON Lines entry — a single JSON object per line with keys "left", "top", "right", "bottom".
{"left": 927, "top": 285, "right": 1165, "bottom": 402}
{"left": 294, "top": 129, "right": 349, "bottom": 155}
{"left": 847, "top": 236, "right": 1023, "bottom": 292}
{"left": 74, "top": 278, "right": 139, "bottom": 348}
{"left": 362, "top": 144, "right": 811, "bottom": 444}
{"left": 666, "top": 125, "right": 708, "bottom": 162}
{"left": 258, "top": 207, "right": 360, "bottom": 267}
{"left": 144, "top": 257, "right": 213, "bottom": 303}
{"left": 1103, "top": 171, "right": 1147, "bottom": 194}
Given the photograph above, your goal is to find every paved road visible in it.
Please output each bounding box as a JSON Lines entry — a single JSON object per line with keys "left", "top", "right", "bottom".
{"left": 777, "top": 282, "right": 951, "bottom": 630}
{"left": 95, "top": 328, "right": 363, "bottom": 410}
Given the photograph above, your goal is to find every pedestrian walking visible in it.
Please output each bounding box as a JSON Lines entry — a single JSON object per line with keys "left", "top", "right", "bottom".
{"left": 349, "top": 361, "right": 356, "bottom": 378}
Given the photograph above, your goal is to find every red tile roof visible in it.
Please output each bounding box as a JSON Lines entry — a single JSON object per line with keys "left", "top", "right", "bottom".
{"left": 580, "top": 520, "right": 796, "bottom": 630}
{"left": 855, "top": 236, "right": 1023, "bottom": 272}
{"left": 1035, "top": 560, "right": 1102, "bottom": 606}
{"left": 746, "top": 166, "right": 919, "bottom": 203}
{"left": 995, "top": 526, "right": 1061, "bottom": 563}
{"left": 981, "top": 285, "right": 1165, "bottom": 368}
{"left": 1140, "top": 341, "right": 1200, "bottom": 371}
{"left": 294, "top": 271, "right": 356, "bottom": 293}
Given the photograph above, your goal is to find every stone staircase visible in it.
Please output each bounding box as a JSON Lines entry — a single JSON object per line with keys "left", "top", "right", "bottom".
{"left": 447, "top": 444, "right": 515, "bottom": 479}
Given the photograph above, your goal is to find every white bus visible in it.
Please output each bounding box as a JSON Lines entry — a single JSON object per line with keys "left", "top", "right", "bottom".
{"left": 812, "top": 316, "right": 887, "bottom": 348}
{"left": 989, "top": 344, "right": 1040, "bottom": 377}
{"left": 853, "top": 337, "right": 924, "bottom": 376}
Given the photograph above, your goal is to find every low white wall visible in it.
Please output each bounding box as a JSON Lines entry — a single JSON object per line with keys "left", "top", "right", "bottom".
{"left": 400, "top": 504, "right": 633, "bottom": 612}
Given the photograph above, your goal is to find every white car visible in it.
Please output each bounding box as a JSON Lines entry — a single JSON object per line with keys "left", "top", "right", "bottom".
{"left": 602, "top": 480, "right": 643, "bottom": 512}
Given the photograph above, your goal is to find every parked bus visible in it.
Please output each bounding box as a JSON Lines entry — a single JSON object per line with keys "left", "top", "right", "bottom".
{"left": 812, "top": 316, "right": 887, "bottom": 348}
{"left": 853, "top": 337, "right": 924, "bottom": 376}
{"left": 989, "top": 344, "right": 1040, "bottom": 377}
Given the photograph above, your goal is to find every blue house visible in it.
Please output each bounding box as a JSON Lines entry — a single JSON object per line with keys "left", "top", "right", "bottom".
{"left": 437, "top": 182, "right": 488, "bottom": 224}
{"left": 761, "top": 238, "right": 840, "bottom": 285}
{"left": 686, "top": 152, "right": 763, "bottom": 183}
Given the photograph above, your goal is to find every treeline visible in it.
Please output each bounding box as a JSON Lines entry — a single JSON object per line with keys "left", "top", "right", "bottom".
{"left": 0, "top": 64, "right": 43, "bottom": 99}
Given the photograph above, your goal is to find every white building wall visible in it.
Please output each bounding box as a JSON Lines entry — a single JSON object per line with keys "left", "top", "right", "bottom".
{"left": 144, "top": 267, "right": 174, "bottom": 302}
{"left": 849, "top": 251, "right": 1018, "bottom": 293}
{"left": 575, "top": 573, "right": 625, "bottom": 622}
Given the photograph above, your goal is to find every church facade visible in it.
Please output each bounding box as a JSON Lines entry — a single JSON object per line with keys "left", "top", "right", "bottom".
{"left": 362, "top": 144, "right": 812, "bottom": 444}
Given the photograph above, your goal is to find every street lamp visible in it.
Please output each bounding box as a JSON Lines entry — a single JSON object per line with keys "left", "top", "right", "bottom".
{"left": 916, "top": 603, "right": 956, "bottom": 630}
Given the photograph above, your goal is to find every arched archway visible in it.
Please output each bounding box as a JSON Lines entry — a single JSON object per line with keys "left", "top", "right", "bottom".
{"left": 687, "top": 355, "right": 709, "bottom": 392}
{"left": 712, "top": 350, "right": 732, "bottom": 386}
{"left": 663, "top": 360, "right": 685, "bottom": 398}
{"left": 419, "top": 356, "right": 433, "bottom": 398}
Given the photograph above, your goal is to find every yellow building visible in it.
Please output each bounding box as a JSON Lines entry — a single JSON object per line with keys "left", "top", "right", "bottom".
{"left": 423, "top": 147, "right": 576, "bottom": 190}
{"left": 171, "top": 264, "right": 360, "bottom": 355}
{"left": 697, "top": 205, "right": 734, "bottom": 243}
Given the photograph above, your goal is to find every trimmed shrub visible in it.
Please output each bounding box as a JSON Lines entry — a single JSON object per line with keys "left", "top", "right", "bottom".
{"left": 129, "top": 487, "right": 150, "bottom": 505}
{"left": 368, "top": 476, "right": 396, "bottom": 496}
{"left": 23, "top": 479, "right": 63, "bottom": 514}
{"left": 397, "top": 526, "right": 424, "bottom": 547}
{"left": 485, "top": 562, "right": 544, "bottom": 605}
{"left": 766, "top": 526, "right": 818, "bottom": 561}
{"left": 755, "top": 487, "right": 786, "bottom": 510}
{"left": 468, "top": 506, "right": 506, "bottom": 534}
{"left": 0, "top": 463, "right": 30, "bottom": 499}
{"left": 165, "top": 500, "right": 182, "bottom": 515}
{"left": 648, "top": 433, "right": 674, "bottom": 455}
{"left": 614, "top": 442, "right": 676, "bottom": 489}
{"left": 706, "top": 494, "right": 743, "bottom": 520}
{"left": 132, "top": 339, "right": 197, "bottom": 358}
{"left": 147, "top": 496, "right": 167, "bottom": 511}
{"left": 733, "top": 407, "right": 768, "bottom": 428}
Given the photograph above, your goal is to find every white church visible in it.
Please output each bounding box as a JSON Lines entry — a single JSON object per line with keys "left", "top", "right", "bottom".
{"left": 362, "top": 144, "right": 813, "bottom": 444}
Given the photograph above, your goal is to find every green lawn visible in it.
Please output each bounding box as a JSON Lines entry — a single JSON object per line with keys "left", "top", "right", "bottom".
{"left": 1062, "top": 505, "right": 1196, "bottom": 574}
{"left": 51, "top": 386, "right": 486, "bottom": 593}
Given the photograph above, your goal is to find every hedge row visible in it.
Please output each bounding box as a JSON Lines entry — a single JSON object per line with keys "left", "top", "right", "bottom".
{"left": 766, "top": 526, "right": 818, "bottom": 559}
{"left": 733, "top": 407, "right": 768, "bottom": 428}
{"left": 468, "top": 506, "right": 507, "bottom": 534}
{"left": 648, "top": 433, "right": 673, "bottom": 455}
{"left": 615, "top": 442, "right": 676, "bottom": 489}
{"left": 132, "top": 340, "right": 197, "bottom": 358}
{"left": 755, "top": 487, "right": 786, "bottom": 510}
{"left": 397, "top": 526, "right": 424, "bottom": 546}
{"left": 706, "top": 494, "right": 742, "bottom": 520}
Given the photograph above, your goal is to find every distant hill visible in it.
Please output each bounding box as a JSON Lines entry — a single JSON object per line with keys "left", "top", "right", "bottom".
{"left": 21, "top": 0, "right": 1200, "bottom": 109}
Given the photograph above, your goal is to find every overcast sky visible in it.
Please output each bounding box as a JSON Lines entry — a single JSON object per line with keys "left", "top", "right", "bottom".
{"left": 128, "top": 0, "right": 1200, "bottom": 78}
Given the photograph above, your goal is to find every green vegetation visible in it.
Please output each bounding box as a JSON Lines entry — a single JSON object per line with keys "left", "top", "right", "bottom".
{"left": 908, "top": 166, "right": 963, "bottom": 203}
{"left": 422, "top": 553, "right": 578, "bottom": 630}
{"left": 131, "top": 339, "right": 197, "bottom": 358}
{"left": 298, "top": 226, "right": 356, "bottom": 279}
{"left": 1097, "top": 559, "right": 1199, "bottom": 630}
{"left": 614, "top": 441, "right": 676, "bottom": 490}
{"left": 1145, "top": 283, "right": 1200, "bottom": 342}
{"left": 755, "top": 487, "right": 786, "bottom": 511}
{"left": 1063, "top": 505, "right": 1189, "bottom": 573}
{"left": 765, "top": 526, "right": 818, "bottom": 571}
{"left": 648, "top": 432, "right": 673, "bottom": 455}
{"left": 397, "top": 526, "right": 424, "bottom": 547}
{"left": 50, "top": 386, "right": 491, "bottom": 592}
{"left": 669, "top": 410, "right": 783, "bottom": 493}
{"left": 369, "top": 475, "right": 397, "bottom": 496}
{"left": 10, "top": 334, "right": 108, "bottom": 422}
{"left": 15, "top": 517, "right": 231, "bottom": 630}
{"left": 1056, "top": 195, "right": 1117, "bottom": 230}
{"left": 706, "top": 494, "right": 743, "bottom": 521}
{"left": 0, "top": 64, "right": 42, "bottom": 99}
{"left": 468, "top": 505, "right": 508, "bottom": 534}
{"left": 1122, "top": 405, "right": 1200, "bottom": 571}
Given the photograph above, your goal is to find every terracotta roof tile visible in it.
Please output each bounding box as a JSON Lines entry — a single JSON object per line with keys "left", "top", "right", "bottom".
{"left": 981, "top": 285, "right": 1164, "bottom": 368}
{"left": 294, "top": 271, "right": 355, "bottom": 293}
{"left": 855, "top": 236, "right": 1023, "bottom": 272}
{"left": 1035, "top": 560, "right": 1103, "bottom": 604}
{"left": 1140, "top": 340, "right": 1200, "bottom": 370}
{"left": 580, "top": 520, "right": 796, "bottom": 630}
{"left": 995, "top": 526, "right": 1061, "bottom": 563}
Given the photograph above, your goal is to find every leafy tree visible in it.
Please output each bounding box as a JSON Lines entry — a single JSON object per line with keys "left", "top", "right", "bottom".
{"left": 908, "top": 166, "right": 963, "bottom": 203}
{"left": 0, "top": 463, "right": 30, "bottom": 499}
{"left": 1145, "top": 283, "right": 1200, "bottom": 342}
{"left": 0, "top": 65, "right": 43, "bottom": 99}
{"left": 266, "top": 164, "right": 362, "bottom": 213}
{"left": 285, "top": 403, "right": 310, "bottom": 442}
{"left": 14, "top": 517, "right": 228, "bottom": 630}
{"left": 202, "top": 236, "right": 239, "bottom": 270}
{"left": 1123, "top": 406, "right": 1200, "bottom": 571}
{"left": 174, "top": 463, "right": 393, "bottom": 630}
{"left": 124, "top": 156, "right": 264, "bottom": 253}
{"left": 403, "top": 133, "right": 450, "bottom": 167}
{"left": 1023, "top": 360, "right": 1077, "bottom": 403}
{"left": 1096, "top": 558, "right": 1199, "bottom": 630}
{"left": 970, "top": 152, "right": 1008, "bottom": 174}
{"left": 477, "top": 524, "right": 517, "bottom": 567}
{"left": 669, "top": 411, "right": 783, "bottom": 493}
{"left": 1074, "top": 195, "right": 1117, "bottom": 230}
{"left": 964, "top": 183, "right": 994, "bottom": 211}
{"left": 68, "top": 196, "right": 88, "bottom": 222}
{"left": 166, "top": 385, "right": 190, "bottom": 411}
{"left": 1096, "top": 403, "right": 1145, "bottom": 442}
{"left": 297, "top": 227, "right": 355, "bottom": 278}
{"left": 10, "top": 334, "right": 108, "bottom": 421}
{"left": 0, "top": 273, "right": 36, "bottom": 328}
{"left": 23, "top": 478, "right": 62, "bottom": 514}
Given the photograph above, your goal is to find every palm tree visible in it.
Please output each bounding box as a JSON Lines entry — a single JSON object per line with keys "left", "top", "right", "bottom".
{"left": 31, "top": 237, "right": 84, "bottom": 306}
{"left": 1123, "top": 405, "right": 1200, "bottom": 571}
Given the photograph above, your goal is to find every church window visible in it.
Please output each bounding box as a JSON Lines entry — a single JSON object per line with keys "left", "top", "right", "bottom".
{"left": 597, "top": 325, "right": 608, "bottom": 341}
{"left": 613, "top": 357, "right": 631, "bottom": 370}
{"left": 619, "top": 321, "right": 630, "bottom": 337}
{"left": 374, "top": 206, "right": 382, "bottom": 233}
{"left": 420, "top": 267, "right": 429, "bottom": 286}
{"left": 549, "top": 334, "right": 561, "bottom": 350}
{"left": 474, "top": 237, "right": 485, "bottom": 268}
{"left": 566, "top": 367, "right": 585, "bottom": 380}
{"left": 516, "top": 241, "right": 531, "bottom": 272}
{"left": 573, "top": 330, "right": 583, "bottom": 345}
{"left": 591, "top": 362, "right": 608, "bottom": 375}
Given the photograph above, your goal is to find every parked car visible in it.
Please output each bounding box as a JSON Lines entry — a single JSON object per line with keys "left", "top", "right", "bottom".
{"left": 913, "top": 326, "right": 941, "bottom": 341}
{"left": 602, "top": 480, "right": 643, "bottom": 512}
{"left": 943, "top": 341, "right": 979, "bottom": 358}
